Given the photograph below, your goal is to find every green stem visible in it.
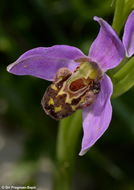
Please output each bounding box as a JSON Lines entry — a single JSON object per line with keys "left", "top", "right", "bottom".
{"left": 112, "top": 57, "right": 134, "bottom": 98}
{"left": 53, "top": 111, "right": 82, "bottom": 190}
{"left": 112, "top": 0, "right": 125, "bottom": 34}
{"left": 112, "top": 0, "right": 134, "bottom": 34}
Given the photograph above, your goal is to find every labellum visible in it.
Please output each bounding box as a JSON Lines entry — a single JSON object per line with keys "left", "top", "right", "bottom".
{"left": 41, "top": 59, "right": 102, "bottom": 120}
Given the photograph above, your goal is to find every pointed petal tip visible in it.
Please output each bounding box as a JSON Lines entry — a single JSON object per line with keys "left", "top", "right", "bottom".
{"left": 79, "top": 152, "right": 84, "bottom": 156}
{"left": 93, "top": 16, "right": 100, "bottom": 22}
{"left": 93, "top": 16, "right": 97, "bottom": 21}
{"left": 125, "top": 51, "right": 132, "bottom": 58}
{"left": 7, "top": 62, "right": 16, "bottom": 73}
{"left": 79, "top": 149, "right": 88, "bottom": 156}
{"left": 93, "top": 16, "right": 106, "bottom": 26}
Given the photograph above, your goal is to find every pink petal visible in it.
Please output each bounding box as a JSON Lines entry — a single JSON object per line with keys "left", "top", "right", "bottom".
{"left": 7, "top": 45, "right": 85, "bottom": 81}
{"left": 79, "top": 74, "right": 113, "bottom": 156}
{"left": 123, "top": 10, "right": 134, "bottom": 57}
{"left": 89, "top": 16, "right": 125, "bottom": 72}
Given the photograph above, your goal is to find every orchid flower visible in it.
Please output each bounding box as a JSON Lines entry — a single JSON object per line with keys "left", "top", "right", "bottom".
{"left": 7, "top": 11, "right": 134, "bottom": 155}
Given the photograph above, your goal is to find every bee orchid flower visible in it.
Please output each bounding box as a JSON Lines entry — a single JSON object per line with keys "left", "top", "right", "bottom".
{"left": 7, "top": 11, "right": 134, "bottom": 155}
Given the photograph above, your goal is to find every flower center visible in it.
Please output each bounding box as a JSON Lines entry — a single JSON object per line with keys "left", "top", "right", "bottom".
{"left": 41, "top": 59, "right": 103, "bottom": 120}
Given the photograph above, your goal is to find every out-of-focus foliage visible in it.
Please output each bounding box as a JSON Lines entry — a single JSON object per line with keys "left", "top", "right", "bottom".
{"left": 0, "top": 0, "right": 134, "bottom": 189}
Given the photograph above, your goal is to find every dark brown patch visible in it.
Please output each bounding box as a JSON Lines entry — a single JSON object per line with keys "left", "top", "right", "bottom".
{"left": 92, "top": 81, "right": 101, "bottom": 94}
{"left": 71, "top": 97, "right": 81, "bottom": 105}
{"left": 70, "top": 78, "right": 86, "bottom": 91}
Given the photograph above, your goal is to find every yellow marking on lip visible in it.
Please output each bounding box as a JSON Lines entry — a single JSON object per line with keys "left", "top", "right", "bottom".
{"left": 71, "top": 105, "right": 77, "bottom": 111}
{"left": 54, "top": 106, "right": 62, "bottom": 112}
{"left": 48, "top": 98, "right": 54, "bottom": 105}
{"left": 51, "top": 84, "right": 58, "bottom": 91}
{"left": 89, "top": 70, "right": 98, "bottom": 79}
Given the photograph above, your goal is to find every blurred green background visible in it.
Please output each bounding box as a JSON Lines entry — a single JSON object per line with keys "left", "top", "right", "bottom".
{"left": 0, "top": 0, "right": 134, "bottom": 189}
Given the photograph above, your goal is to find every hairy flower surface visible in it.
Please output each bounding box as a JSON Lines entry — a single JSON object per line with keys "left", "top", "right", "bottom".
{"left": 7, "top": 11, "right": 134, "bottom": 155}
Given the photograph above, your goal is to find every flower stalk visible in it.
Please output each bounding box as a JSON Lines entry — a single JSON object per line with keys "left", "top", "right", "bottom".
{"left": 53, "top": 111, "right": 82, "bottom": 190}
